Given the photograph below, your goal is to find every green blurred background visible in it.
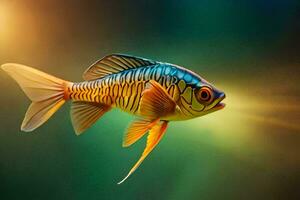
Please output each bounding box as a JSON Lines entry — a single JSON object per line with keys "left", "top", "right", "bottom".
{"left": 0, "top": 0, "right": 299, "bottom": 199}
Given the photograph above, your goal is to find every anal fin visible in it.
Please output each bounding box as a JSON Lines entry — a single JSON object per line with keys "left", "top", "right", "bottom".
{"left": 123, "top": 118, "right": 160, "bottom": 147}
{"left": 118, "top": 120, "right": 168, "bottom": 184}
{"left": 71, "top": 101, "right": 111, "bottom": 135}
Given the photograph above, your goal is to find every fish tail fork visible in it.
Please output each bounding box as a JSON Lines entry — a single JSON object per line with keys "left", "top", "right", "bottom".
{"left": 1, "top": 63, "right": 72, "bottom": 132}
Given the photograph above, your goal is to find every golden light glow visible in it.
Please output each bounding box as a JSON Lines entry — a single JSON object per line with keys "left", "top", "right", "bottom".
{"left": 0, "top": 2, "right": 15, "bottom": 45}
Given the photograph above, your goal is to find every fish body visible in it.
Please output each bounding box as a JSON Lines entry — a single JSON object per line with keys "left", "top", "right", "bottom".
{"left": 68, "top": 61, "right": 224, "bottom": 121}
{"left": 1, "top": 54, "right": 225, "bottom": 184}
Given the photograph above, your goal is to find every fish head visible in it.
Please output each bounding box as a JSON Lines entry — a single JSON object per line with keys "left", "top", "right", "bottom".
{"left": 191, "top": 80, "right": 226, "bottom": 116}
{"left": 176, "top": 77, "right": 226, "bottom": 120}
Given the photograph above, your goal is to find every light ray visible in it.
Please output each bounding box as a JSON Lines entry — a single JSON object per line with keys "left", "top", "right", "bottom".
{"left": 240, "top": 113, "right": 300, "bottom": 132}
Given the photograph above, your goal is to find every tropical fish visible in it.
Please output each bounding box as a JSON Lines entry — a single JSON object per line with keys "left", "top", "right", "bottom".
{"left": 1, "top": 54, "right": 225, "bottom": 184}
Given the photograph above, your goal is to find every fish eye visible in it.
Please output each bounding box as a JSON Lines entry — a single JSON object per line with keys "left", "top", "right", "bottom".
{"left": 197, "top": 87, "right": 213, "bottom": 103}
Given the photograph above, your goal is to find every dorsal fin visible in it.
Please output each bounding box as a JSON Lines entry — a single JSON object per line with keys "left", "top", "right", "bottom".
{"left": 83, "top": 54, "right": 157, "bottom": 81}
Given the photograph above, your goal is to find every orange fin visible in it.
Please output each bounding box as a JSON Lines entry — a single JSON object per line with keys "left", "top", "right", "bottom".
{"left": 1, "top": 63, "right": 69, "bottom": 132}
{"left": 123, "top": 118, "right": 160, "bottom": 147}
{"left": 118, "top": 120, "right": 168, "bottom": 184}
{"left": 139, "top": 80, "right": 176, "bottom": 118}
{"left": 71, "top": 101, "right": 111, "bottom": 135}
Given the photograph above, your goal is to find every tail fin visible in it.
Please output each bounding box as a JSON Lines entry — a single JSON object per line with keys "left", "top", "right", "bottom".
{"left": 1, "top": 63, "right": 70, "bottom": 132}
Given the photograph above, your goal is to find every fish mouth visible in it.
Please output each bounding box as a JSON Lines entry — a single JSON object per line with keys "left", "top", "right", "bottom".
{"left": 212, "top": 102, "right": 225, "bottom": 110}
{"left": 211, "top": 93, "right": 226, "bottom": 111}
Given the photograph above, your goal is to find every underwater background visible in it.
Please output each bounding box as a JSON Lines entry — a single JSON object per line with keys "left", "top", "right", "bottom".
{"left": 0, "top": 0, "right": 299, "bottom": 199}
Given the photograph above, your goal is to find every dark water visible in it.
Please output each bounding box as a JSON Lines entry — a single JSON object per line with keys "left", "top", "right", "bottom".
{"left": 0, "top": 0, "right": 299, "bottom": 199}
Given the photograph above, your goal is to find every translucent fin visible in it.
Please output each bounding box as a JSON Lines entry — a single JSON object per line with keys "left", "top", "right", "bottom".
{"left": 83, "top": 54, "right": 157, "bottom": 81}
{"left": 123, "top": 118, "right": 160, "bottom": 147}
{"left": 139, "top": 80, "right": 176, "bottom": 118}
{"left": 1, "top": 63, "right": 69, "bottom": 132}
{"left": 71, "top": 101, "right": 111, "bottom": 135}
{"left": 118, "top": 121, "right": 168, "bottom": 184}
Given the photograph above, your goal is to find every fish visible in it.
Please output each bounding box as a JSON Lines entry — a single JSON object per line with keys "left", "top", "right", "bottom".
{"left": 1, "top": 54, "right": 225, "bottom": 184}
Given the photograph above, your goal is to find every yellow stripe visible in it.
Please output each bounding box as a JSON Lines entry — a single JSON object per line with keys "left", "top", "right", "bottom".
{"left": 178, "top": 80, "right": 186, "bottom": 93}
{"left": 181, "top": 86, "right": 192, "bottom": 104}
{"left": 113, "top": 84, "right": 119, "bottom": 97}
{"left": 122, "top": 83, "right": 128, "bottom": 97}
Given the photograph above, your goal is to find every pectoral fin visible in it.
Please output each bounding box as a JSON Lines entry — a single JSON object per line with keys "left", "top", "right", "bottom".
{"left": 118, "top": 120, "right": 168, "bottom": 184}
{"left": 139, "top": 80, "right": 176, "bottom": 118}
{"left": 123, "top": 118, "right": 160, "bottom": 147}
